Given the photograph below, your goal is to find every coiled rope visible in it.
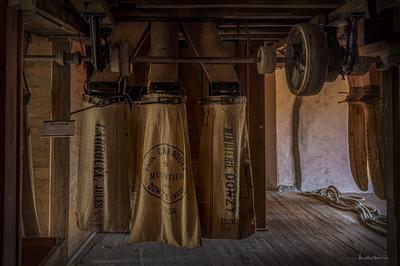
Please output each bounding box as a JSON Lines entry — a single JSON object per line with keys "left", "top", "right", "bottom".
{"left": 301, "top": 186, "right": 387, "bottom": 235}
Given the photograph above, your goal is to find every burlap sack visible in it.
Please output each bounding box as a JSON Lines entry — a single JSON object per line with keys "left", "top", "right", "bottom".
{"left": 77, "top": 102, "right": 131, "bottom": 232}
{"left": 127, "top": 104, "right": 142, "bottom": 217}
{"left": 130, "top": 94, "right": 201, "bottom": 248}
{"left": 198, "top": 96, "right": 256, "bottom": 239}
{"left": 22, "top": 105, "right": 41, "bottom": 237}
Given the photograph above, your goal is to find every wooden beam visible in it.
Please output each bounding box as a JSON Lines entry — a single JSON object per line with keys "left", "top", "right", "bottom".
{"left": 310, "top": 0, "right": 369, "bottom": 26}
{"left": 22, "top": 237, "right": 58, "bottom": 265}
{"left": 219, "top": 37, "right": 282, "bottom": 41}
{"left": 265, "top": 73, "right": 277, "bottom": 191}
{"left": 217, "top": 19, "right": 310, "bottom": 27}
{"left": 24, "top": 0, "right": 89, "bottom": 37}
{"left": 149, "top": 22, "right": 179, "bottom": 83}
{"left": 49, "top": 40, "right": 71, "bottom": 263}
{"left": 182, "top": 22, "right": 239, "bottom": 82}
{"left": 383, "top": 66, "right": 400, "bottom": 266}
{"left": 111, "top": 5, "right": 333, "bottom": 21}
{"left": 232, "top": 40, "right": 266, "bottom": 228}
{"left": 116, "top": 0, "right": 344, "bottom": 8}
{"left": 247, "top": 41, "right": 267, "bottom": 229}
{"left": 218, "top": 27, "right": 292, "bottom": 34}
{"left": 0, "top": 5, "right": 23, "bottom": 266}
{"left": 69, "top": 0, "right": 114, "bottom": 26}
{"left": 218, "top": 34, "right": 288, "bottom": 39}
{"left": 112, "top": 7, "right": 329, "bottom": 21}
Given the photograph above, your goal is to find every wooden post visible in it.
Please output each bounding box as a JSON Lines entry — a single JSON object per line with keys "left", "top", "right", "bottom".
{"left": 182, "top": 22, "right": 239, "bottom": 83}
{"left": 265, "top": 73, "right": 277, "bottom": 191}
{"left": 383, "top": 66, "right": 400, "bottom": 266}
{"left": 0, "top": 4, "right": 23, "bottom": 265}
{"left": 49, "top": 40, "right": 71, "bottom": 262}
{"left": 234, "top": 40, "right": 267, "bottom": 229}
{"left": 248, "top": 41, "right": 266, "bottom": 229}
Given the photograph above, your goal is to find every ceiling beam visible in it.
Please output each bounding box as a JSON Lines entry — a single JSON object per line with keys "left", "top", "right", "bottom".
{"left": 217, "top": 19, "right": 309, "bottom": 28}
{"left": 69, "top": 0, "right": 114, "bottom": 26}
{"left": 115, "top": 0, "right": 344, "bottom": 8}
{"left": 218, "top": 27, "right": 292, "bottom": 34}
{"left": 23, "top": 0, "right": 89, "bottom": 36}
{"left": 218, "top": 33, "right": 288, "bottom": 38}
{"left": 111, "top": 7, "right": 333, "bottom": 21}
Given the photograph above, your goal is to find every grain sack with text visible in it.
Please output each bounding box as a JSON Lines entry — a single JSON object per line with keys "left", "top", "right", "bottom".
{"left": 77, "top": 102, "right": 131, "bottom": 232}
{"left": 127, "top": 104, "right": 142, "bottom": 217}
{"left": 130, "top": 94, "right": 201, "bottom": 248}
{"left": 198, "top": 96, "right": 256, "bottom": 239}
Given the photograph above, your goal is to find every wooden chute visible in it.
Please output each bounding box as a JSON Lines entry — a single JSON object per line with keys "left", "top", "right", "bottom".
{"left": 347, "top": 65, "right": 385, "bottom": 199}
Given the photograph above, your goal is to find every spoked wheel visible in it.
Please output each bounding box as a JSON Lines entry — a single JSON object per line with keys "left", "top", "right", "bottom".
{"left": 285, "top": 23, "right": 329, "bottom": 96}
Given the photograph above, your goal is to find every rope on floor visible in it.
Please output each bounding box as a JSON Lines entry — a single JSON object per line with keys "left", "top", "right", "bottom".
{"left": 300, "top": 186, "right": 387, "bottom": 235}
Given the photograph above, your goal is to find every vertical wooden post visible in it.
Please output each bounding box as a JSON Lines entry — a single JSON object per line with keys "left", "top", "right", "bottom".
{"left": 234, "top": 40, "right": 267, "bottom": 229}
{"left": 248, "top": 41, "right": 266, "bottom": 229}
{"left": 265, "top": 73, "right": 277, "bottom": 191}
{"left": 0, "top": 4, "right": 23, "bottom": 265}
{"left": 49, "top": 40, "right": 71, "bottom": 262}
{"left": 383, "top": 66, "right": 400, "bottom": 266}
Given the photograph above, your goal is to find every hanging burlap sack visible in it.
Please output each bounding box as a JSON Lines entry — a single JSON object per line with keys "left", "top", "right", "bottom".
{"left": 77, "top": 102, "right": 131, "bottom": 232}
{"left": 198, "top": 96, "right": 256, "bottom": 239}
{"left": 127, "top": 104, "right": 142, "bottom": 217}
{"left": 130, "top": 94, "right": 201, "bottom": 248}
{"left": 197, "top": 96, "right": 255, "bottom": 239}
{"left": 22, "top": 102, "right": 41, "bottom": 237}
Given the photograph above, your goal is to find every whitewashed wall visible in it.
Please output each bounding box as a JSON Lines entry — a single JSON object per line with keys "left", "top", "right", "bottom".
{"left": 275, "top": 69, "right": 365, "bottom": 192}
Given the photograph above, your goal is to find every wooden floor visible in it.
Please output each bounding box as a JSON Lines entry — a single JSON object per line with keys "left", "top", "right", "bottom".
{"left": 75, "top": 192, "right": 387, "bottom": 265}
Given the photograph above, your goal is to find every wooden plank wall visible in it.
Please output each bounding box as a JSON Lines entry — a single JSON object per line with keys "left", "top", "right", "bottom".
{"left": 383, "top": 66, "right": 400, "bottom": 266}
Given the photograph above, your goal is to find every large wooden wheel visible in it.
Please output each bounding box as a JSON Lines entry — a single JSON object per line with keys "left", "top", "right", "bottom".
{"left": 285, "top": 23, "right": 328, "bottom": 96}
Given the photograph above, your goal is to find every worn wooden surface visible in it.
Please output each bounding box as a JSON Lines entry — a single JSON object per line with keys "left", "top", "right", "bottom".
{"left": 230, "top": 40, "right": 266, "bottom": 228}
{"left": 76, "top": 192, "right": 386, "bottom": 265}
{"left": 182, "top": 23, "right": 239, "bottom": 83}
{"left": 265, "top": 73, "right": 277, "bottom": 191}
{"left": 24, "top": 37, "right": 53, "bottom": 236}
{"left": 68, "top": 41, "right": 92, "bottom": 258}
{"left": 246, "top": 41, "right": 266, "bottom": 229}
{"left": 0, "top": 6, "right": 23, "bottom": 266}
{"left": 150, "top": 22, "right": 179, "bottom": 83}
{"left": 347, "top": 67, "right": 385, "bottom": 199}
{"left": 49, "top": 40, "right": 70, "bottom": 264}
{"left": 21, "top": 237, "right": 58, "bottom": 266}
{"left": 383, "top": 67, "right": 399, "bottom": 266}
{"left": 348, "top": 102, "right": 369, "bottom": 191}
{"left": 292, "top": 96, "right": 302, "bottom": 190}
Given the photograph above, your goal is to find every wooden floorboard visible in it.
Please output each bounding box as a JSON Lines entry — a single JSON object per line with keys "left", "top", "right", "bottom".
{"left": 75, "top": 192, "right": 387, "bottom": 266}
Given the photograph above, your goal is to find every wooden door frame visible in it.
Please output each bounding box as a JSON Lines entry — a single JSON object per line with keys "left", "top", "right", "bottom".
{"left": 0, "top": 4, "right": 23, "bottom": 266}
{"left": 383, "top": 66, "right": 400, "bottom": 266}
